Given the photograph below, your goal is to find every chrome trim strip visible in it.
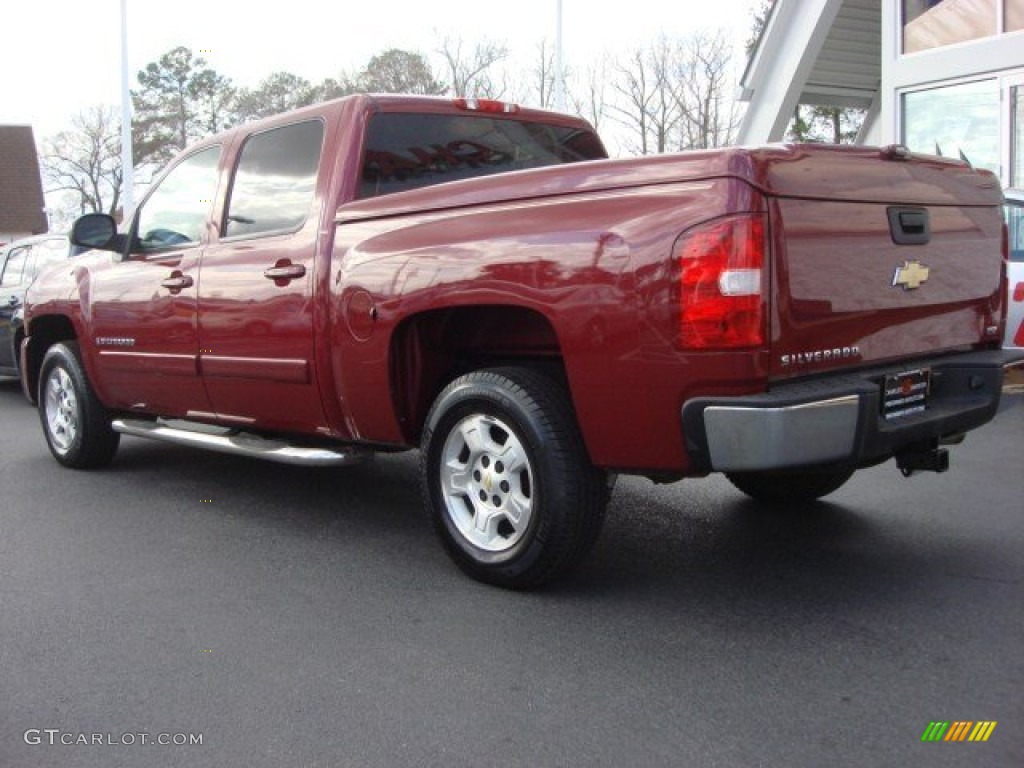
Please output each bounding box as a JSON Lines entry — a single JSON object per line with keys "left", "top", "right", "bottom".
{"left": 200, "top": 355, "right": 310, "bottom": 384}
{"left": 112, "top": 418, "right": 370, "bottom": 467}
{"left": 99, "top": 351, "right": 197, "bottom": 376}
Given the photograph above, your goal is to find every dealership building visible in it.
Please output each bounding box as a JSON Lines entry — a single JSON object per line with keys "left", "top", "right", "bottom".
{"left": 738, "top": 0, "right": 1024, "bottom": 189}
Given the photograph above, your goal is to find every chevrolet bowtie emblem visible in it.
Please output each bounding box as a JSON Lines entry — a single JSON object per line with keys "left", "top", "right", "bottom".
{"left": 892, "top": 260, "right": 930, "bottom": 290}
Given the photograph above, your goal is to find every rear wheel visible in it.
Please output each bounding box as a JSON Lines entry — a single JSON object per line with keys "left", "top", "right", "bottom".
{"left": 421, "top": 367, "right": 607, "bottom": 589}
{"left": 726, "top": 468, "right": 854, "bottom": 504}
{"left": 38, "top": 342, "right": 119, "bottom": 468}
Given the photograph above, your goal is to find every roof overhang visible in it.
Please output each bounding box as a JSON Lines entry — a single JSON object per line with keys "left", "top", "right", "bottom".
{"left": 738, "top": 0, "right": 881, "bottom": 143}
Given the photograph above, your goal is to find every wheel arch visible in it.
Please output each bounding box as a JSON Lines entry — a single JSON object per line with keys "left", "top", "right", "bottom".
{"left": 389, "top": 304, "right": 568, "bottom": 444}
{"left": 22, "top": 314, "right": 78, "bottom": 404}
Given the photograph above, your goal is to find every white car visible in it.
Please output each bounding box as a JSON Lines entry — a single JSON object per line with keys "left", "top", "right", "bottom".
{"left": 1006, "top": 190, "right": 1024, "bottom": 349}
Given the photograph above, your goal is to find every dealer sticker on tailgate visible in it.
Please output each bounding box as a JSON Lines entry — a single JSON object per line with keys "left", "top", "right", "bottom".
{"left": 882, "top": 368, "right": 931, "bottom": 420}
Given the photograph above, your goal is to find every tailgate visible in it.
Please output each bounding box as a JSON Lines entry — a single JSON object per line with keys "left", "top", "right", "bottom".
{"left": 763, "top": 146, "right": 1005, "bottom": 380}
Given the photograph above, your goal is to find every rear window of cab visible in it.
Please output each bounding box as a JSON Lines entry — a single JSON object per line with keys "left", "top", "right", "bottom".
{"left": 358, "top": 112, "right": 606, "bottom": 199}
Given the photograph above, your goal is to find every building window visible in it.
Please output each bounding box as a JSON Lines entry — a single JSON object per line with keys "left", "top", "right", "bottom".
{"left": 1010, "top": 0, "right": 1024, "bottom": 33}
{"left": 903, "top": 0, "right": 997, "bottom": 54}
{"left": 902, "top": 79, "right": 1000, "bottom": 174}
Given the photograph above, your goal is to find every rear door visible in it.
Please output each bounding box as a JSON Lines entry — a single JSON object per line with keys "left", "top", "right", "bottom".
{"left": 197, "top": 117, "right": 328, "bottom": 433}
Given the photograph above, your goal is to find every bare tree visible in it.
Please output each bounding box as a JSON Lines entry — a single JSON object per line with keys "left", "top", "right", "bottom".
{"left": 528, "top": 39, "right": 557, "bottom": 109}
{"left": 437, "top": 36, "right": 509, "bottom": 98}
{"left": 608, "top": 40, "right": 681, "bottom": 155}
{"left": 608, "top": 31, "right": 741, "bottom": 155}
{"left": 608, "top": 49, "right": 653, "bottom": 155}
{"left": 571, "top": 54, "right": 611, "bottom": 131}
{"left": 647, "top": 37, "right": 684, "bottom": 153}
{"left": 41, "top": 106, "right": 123, "bottom": 219}
{"left": 674, "top": 30, "right": 741, "bottom": 150}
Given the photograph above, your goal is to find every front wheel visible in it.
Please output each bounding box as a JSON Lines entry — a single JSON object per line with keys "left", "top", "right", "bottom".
{"left": 420, "top": 368, "right": 607, "bottom": 589}
{"left": 38, "top": 342, "right": 120, "bottom": 468}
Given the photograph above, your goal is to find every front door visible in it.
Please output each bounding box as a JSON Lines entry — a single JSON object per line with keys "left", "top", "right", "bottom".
{"left": 89, "top": 145, "right": 222, "bottom": 417}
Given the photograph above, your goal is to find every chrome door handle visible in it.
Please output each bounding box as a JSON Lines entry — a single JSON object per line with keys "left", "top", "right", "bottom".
{"left": 263, "top": 264, "right": 306, "bottom": 280}
{"left": 161, "top": 274, "right": 193, "bottom": 290}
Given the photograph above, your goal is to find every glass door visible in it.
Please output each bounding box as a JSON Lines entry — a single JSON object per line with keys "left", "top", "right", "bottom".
{"left": 1002, "top": 73, "right": 1024, "bottom": 188}
{"left": 1011, "top": 81, "right": 1023, "bottom": 187}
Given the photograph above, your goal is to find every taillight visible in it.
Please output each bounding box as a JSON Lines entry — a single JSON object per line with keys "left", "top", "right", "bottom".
{"left": 675, "top": 213, "right": 767, "bottom": 349}
{"left": 453, "top": 98, "right": 520, "bottom": 114}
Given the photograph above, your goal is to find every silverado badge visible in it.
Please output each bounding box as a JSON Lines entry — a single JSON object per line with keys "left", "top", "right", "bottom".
{"left": 892, "top": 260, "right": 930, "bottom": 290}
{"left": 95, "top": 337, "right": 136, "bottom": 347}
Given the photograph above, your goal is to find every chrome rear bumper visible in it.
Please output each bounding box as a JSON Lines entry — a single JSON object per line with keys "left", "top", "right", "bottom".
{"left": 682, "top": 350, "right": 1022, "bottom": 473}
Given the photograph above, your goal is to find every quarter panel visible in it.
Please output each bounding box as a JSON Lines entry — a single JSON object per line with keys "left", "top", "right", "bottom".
{"left": 332, "top": 179, "right": 764, "bottom": 472}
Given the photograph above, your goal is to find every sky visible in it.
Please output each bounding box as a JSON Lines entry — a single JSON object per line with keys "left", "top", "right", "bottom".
{"left": 1, "top": 0, "right": 758, "bottom": 138}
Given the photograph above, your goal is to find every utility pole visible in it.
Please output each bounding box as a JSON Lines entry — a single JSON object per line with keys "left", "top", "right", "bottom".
{"left": 120, "top": 0, "right": 134, "bottom": 220}
{"left": 553, "top": 0, "right": 566, "bottom": 112}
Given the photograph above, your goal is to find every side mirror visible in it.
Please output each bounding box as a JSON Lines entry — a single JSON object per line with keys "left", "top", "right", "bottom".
{"left": 71, "top": 213, "right": 123, "bottom": 253}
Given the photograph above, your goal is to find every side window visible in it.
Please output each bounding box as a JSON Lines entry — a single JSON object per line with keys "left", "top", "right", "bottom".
{"left": 135, "top": 146, "right": 221, "bottom": 254}
{"left": 223, "top": 119, "right": 324, "bottom": 239}
{"left": 0, "top": 246, "right": 28, "bottom": 287}
{"left": 29, "top": 239, "right": 70, "bottom": 280}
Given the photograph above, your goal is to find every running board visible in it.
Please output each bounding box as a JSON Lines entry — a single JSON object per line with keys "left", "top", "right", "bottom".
{"left": 112, "top": 418, "right": 371, "bottom": 467}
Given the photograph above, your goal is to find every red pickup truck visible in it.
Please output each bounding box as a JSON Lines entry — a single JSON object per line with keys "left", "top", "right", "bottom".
{"left": 21, "top": 95, "right": 1023, "bottom": 588}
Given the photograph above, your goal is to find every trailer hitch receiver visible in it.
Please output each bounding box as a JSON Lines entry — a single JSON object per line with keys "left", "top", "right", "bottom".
{"left": 896, "top": 445, "right": 949, "bottom": 477}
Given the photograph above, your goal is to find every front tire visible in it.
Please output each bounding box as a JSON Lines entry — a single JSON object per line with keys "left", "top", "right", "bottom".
{"left": 421, "top": 368, "right": 607, "bottom": 589}
{"left": 38, "top": 342, "right": 119, "bottom": 468}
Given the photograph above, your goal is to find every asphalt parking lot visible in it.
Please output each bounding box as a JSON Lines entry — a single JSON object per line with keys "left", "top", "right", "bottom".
{"left": 1, "top": 377, "right": 1021, "bottom": 768}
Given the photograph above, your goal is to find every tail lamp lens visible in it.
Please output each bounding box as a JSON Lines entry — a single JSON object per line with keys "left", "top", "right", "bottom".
{"left": 676, "top": 213, "right": 767, "bottom": 349}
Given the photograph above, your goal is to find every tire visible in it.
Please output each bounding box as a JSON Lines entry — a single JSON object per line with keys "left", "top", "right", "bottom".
{"left": 725, "top": 467, "right": 854, "bottom": 504}
{"left": 420, "top": 367, "right": 608, "bottom": 589}
{"left": 38, "top": 341, "right": 120, "bottom": 468}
